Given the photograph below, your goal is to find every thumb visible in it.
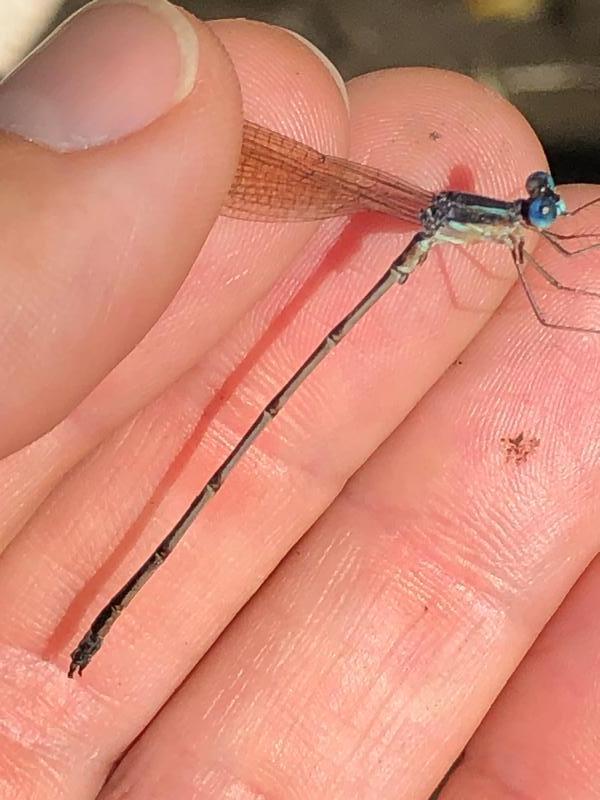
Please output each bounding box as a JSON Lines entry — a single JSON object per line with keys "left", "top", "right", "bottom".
{"left": 0, "top": 0, "right": 242, "bottom": 457}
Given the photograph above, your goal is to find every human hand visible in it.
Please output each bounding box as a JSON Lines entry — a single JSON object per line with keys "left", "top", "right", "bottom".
{"left": 1, "top": 2, "right": 599, "bottom": 798}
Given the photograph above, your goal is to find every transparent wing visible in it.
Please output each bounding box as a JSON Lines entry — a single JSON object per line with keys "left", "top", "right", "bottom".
{"left": 222, "top": 121, "right": 434, "bottom": 224}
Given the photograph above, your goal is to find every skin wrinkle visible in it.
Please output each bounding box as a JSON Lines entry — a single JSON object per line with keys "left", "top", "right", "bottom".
{"left": 454, "top": 751, "right": 541, "bottom": 800}
{"left": 99, "top": 212, "right": 145, "bottom": 329}
{"left": 209, "top": 386, "right": 349, "bottom": 492}
{"left": 0, "top": 655, "right": 110, "bottom": 793}
{"left": 193, "top": 766, "right": 252, "bottom": 799}
{"left": 50, "top": 420, "right": 141, "bottom": 556}
{"left": 237, "top": 552, "right": 442, "bottom": 796}
{"left": 333, "top": 641, "right": 421, "bottom": 774}
{"left": 341, "top": 429, "right": 594, "bottom": 615}
{"left": 336, "top": 483, "right": 510, "bottom": 609}
{"left": 270, "top": 581, "right": 360, "bottom": 710}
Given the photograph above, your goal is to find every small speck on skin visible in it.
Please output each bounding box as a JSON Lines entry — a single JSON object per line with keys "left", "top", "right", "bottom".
{"left": 501, "top": 432, "right": 540, "bottom": 465}
{"left": 429, "top": 130, "right": 442, "bottom": 141}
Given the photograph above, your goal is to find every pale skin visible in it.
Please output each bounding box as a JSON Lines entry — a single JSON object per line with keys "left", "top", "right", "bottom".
{"left": 1, "top": 13, "right": 600, "bottom": 800}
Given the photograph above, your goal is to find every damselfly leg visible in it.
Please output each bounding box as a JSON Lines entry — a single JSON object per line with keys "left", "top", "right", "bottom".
{"left": 513, "top": 195, "right": 600, "bottom": 332}
{"left": 543, "top": 231, "right": 600, "bottom": 257}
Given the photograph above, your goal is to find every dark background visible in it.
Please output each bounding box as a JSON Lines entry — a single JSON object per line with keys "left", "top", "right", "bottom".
{"left": 53, "top": 0, "right": 600, "bottom": 184}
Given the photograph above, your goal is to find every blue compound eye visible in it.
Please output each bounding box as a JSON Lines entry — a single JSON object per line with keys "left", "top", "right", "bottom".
{"left": 528, "top": 196, "right": 559, "bottom": 229}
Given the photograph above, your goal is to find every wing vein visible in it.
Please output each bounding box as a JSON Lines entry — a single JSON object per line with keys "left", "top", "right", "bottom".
{"left": 221, "top": 120, "right": 434, "bottom": 224}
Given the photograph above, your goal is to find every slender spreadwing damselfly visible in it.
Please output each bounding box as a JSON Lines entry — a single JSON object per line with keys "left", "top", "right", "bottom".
{"left": 68, "top": 119, "right": 600, "bottom": 677}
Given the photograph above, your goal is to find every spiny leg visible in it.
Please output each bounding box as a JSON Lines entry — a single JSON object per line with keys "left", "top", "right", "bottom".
{"left": 543, "top": 230, "right": 600, "bottom": 257}
{"left": 513, "top": 244, "right": 600, "bottom": 334}
{"left": 565, "top": 195, "right": 600, "bottom": 218}
{"left": 525, "top": 244, "right": 600, "bottom": 299}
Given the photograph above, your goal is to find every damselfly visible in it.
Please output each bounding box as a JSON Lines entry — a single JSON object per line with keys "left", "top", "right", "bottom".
{"left": 68, "top": 119, "right": 600, "bottom": 677}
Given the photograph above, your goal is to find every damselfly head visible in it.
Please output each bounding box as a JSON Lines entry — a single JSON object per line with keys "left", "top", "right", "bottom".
{"left": 524, "top": 171, "right": 567, "bottom": 229}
